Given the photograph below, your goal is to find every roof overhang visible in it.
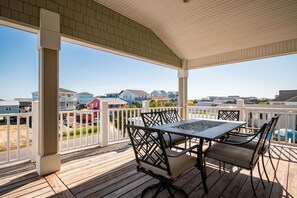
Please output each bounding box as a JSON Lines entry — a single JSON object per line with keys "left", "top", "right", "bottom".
{"left": 96, "top": 0, "right": 297, "bottom": 69}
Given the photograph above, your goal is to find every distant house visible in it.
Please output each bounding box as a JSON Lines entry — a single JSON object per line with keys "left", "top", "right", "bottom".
{"left": 87, "top": 98, "right": 127, "bottom": 110}
{"left": 14, "top": 98, "right": 32, "bottom": 112}
{"left": 105, "top": 93, "right": 119, "bottom": 98}
{"left": 150, "top": 90, "right": 168, "bottom": 97}
{"left": 0, "top": 101, "right": 20, "bottom": 114}
{"left": 167, "top": 91, "right": 179, "bottom": 102}
{"left": 32, "top": 88, "right": 77, "bottom": 110}
{"left": 119, "top": 89, "right": 150, "bottom": 105}
{"left": 94, "top": 95, "right": 107, "bottom": 98}
{"left": 151, "top": 96, "right": 171, "bottom": 102}
{"left": 271, "top": 90, "right": 297, "bottom": 105}
{"left": 76, "top": 92, "right": 94, "bottom": 107}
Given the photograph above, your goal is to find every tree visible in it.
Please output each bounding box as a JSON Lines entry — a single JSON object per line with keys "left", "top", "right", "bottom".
{"left": 188, "top": 101, "right": 195, "bottom": 106}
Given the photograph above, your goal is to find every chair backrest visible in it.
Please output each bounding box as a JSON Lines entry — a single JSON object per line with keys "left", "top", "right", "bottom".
{"left": 217, "top": 110, "right": 240, "bottom": 121}
{"left": 263, "top": 114, "right": 280, "bottom": 149}
{"left": 126, "top": 124, "right": 171, "bottom": 176}
{"left": 162, "top": 109, "right": 182, "bottom": 124}
{"left": 141, "top": 111, "right": 165, "bottom": 127}
{"left": 251, "top": 117, "right": 278, "bottom": 167}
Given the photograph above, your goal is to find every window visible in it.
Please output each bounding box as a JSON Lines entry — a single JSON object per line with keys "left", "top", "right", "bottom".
{"left": 5, "top": 107, "right": 12, "bottom": 111}
{"left": 260, "top": 113, "right": 263, "bottom": 120}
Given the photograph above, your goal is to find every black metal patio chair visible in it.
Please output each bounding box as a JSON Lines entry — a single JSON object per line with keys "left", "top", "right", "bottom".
{"left": 162, "top": 109, "right": 183, "bottom": 123}
{"left": 223, "top": 114, "right": 280, "bottom": 183}
{"left": 217, "top": 110, "right": 240, "bottom": 121}
{"left": 140, "top": 111, "right": 186, "bottom": 149}
{"left": 126, "top": 125, "right": 198, "bottom": 198}
{"left": 204, "top": 119, "right": 273, "bottom": 197}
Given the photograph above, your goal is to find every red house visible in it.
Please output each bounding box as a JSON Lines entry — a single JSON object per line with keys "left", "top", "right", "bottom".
{"left": 87, "top": 98, "right": 128, "bottom": 110}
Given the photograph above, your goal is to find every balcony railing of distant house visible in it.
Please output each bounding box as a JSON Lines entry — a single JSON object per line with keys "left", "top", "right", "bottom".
{"left": 0, "top": 100, "right": 296, "bottom": 165}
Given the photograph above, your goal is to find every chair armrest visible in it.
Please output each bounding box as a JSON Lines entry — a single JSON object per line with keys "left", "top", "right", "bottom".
{"left": 214, "top": 133, "right": 258, "bottom": 146}
{"left": 229, "top": 131, "right": 258, "bottom": 137}
{"left": 167, "top": 144, "right": 198, "bottom": 157}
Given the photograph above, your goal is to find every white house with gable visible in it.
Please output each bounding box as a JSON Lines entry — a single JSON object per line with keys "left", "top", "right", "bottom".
{"left": 119, "top": 89, "right": 150, "bottom": 105}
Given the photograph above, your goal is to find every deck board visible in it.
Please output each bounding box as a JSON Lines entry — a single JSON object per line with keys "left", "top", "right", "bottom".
{"left": 0, "top": 143, "right": 296, "bottom": 198}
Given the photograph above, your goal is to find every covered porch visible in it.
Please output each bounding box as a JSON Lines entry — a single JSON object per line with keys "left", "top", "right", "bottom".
{"left": 0, "top": 0, "right": 297, "bottom": 197}
{"left": 0, "top": 142, "right": 296, "bottom": 197}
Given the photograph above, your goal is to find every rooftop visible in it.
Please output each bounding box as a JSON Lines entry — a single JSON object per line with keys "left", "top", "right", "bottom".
{"left": 0, "top": 100, "right": 20, "bottom": 106}
{"left": 123, "top": 89, "right": 150, "bottom": 96}
{"left": 272, "top": 90, "right": 297, "bottom": 102}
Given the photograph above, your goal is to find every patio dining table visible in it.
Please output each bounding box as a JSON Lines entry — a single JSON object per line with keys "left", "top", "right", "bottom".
{"left": 153, "top": 118, "right": 246, "bottom": 193}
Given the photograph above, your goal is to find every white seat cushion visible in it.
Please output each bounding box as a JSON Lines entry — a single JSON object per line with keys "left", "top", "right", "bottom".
{"left": 206, "top": 143, "right": 257, "bottom": 169}
{"left": 140, "top": 149, "right": 196, "bottom": 179}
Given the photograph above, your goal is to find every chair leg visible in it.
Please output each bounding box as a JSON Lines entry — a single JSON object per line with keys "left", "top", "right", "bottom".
{"left": 268, "top": 149, "right": 276, "bottom": 178}
{"left": 261, "top": 154, "right": 270, "bottom": 183}
{"left": 257, "top": 162, "right": 265, "bottom": 189}
{"left": 141, "top": 182, "right": 162, "bottom": 198}
{"left": 166, "top": 187, "right": 174, "bottom": 198}
{"left": 250, "top": 170, "right": 257, "bottom": 198}
{"left": 171, "top": 185, "right": 189, "bottom": 198}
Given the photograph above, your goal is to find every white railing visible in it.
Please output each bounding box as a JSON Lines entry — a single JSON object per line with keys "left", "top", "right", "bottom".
{"left": 149, "top": 106, "right": 181, "bottom": 112}
{"left": 108, "top": 108, "right": 142, "bottom": 142}
{"left": 244, "top": 107, "right": 297, "bottom": 145}
{"left": 187, "top": 105, "right": 297, "bottom": 146}
{"left": 0, "top": 113, "right": 32, "bottom": 164}
{"left": 2, "top": 101, "right": 295, "bottom": 165}
{"left": 58, "top": 109, "right": 100, "bottom": 152}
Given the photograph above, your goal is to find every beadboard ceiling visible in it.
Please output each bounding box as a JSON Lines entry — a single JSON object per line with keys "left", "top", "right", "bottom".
{"left": 95, "top": 0, "right": 297, "bottom": 68}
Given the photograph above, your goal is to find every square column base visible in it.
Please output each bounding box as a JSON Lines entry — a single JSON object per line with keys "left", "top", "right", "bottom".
{"left": 36, "top": 153, "right": 61, "bottom": 176}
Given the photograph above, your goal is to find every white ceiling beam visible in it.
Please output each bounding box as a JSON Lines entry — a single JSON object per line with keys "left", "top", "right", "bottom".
{"left": 187, "top": 38, "right": 297, "bottom": 70}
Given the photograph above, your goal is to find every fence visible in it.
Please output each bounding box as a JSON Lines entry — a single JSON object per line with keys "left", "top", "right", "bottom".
{"left": 1, "top": 100, "right": 296, "bottom": 165}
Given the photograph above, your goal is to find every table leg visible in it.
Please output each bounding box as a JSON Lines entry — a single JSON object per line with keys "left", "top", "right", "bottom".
{"left": 198, "top": 138, "right": 208, "bottom": 193}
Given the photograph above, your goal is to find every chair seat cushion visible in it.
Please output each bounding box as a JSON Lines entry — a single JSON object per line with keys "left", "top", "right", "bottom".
{"left": 205, "top": 143, "right": 256, "bottom": 169}
{"left": 163, "top": 134, "right": 186, "bottom": 146}
{"left": 140, "top": 149, "right": 196, "bottom": 180}
{"left": 226, "top": 135, "right": 268, "bottom": 154}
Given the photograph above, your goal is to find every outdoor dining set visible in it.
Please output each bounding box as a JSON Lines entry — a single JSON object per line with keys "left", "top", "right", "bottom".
{"left": 125, "top": 109, "right": 280, "bottom": 198}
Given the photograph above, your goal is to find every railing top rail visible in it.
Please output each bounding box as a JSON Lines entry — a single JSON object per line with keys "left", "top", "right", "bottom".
{"left": 244, "top": 107, "right": 297, "bottom": 111}
{"left": 149, "top": 107, "right": 181, "bottom": 109}
{"left": 0, "top": 112, "right": 32, "bottom": 117}
{"left": 109, "top": 108, "right": 142, "bottom": 111}
{"left": 59, "top": 109, "right": 101, "bottom": 113}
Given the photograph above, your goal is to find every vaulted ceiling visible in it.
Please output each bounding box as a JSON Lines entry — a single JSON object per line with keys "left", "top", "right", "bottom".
{"left": 96, "top": 0, "right": 297, "bottom": 69}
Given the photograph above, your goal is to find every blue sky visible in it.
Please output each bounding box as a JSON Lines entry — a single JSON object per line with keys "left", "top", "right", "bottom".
{"left": 0, "top": 25, "right": 296, "bottom": 100}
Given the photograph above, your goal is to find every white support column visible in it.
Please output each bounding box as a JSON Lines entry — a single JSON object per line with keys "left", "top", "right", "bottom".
{"left": 178, "top": 59, "right": 188, "bottom": 120}
{"left": 236, "top": 99, "right": 245, "bottom": 121}
{"left": 100, "top": 101, "right": 109, "bottom": 146}
{"left": 31, "top": 101, "right": 39, "bottom": 162}
{"left": 36, "top": 9, "right": 61, "bottom": 176}
{"left": 142, "top": 100, "right": 150, "bottom": 113}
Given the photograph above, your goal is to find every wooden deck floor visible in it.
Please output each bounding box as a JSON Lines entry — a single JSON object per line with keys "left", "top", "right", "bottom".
{"left": 0, "top": 142, "right": 296, "bottom": 198}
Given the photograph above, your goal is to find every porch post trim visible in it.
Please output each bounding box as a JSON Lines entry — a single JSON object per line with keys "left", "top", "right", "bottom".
{"left": 36, "top": 9, "right": 61, "bottom": 176}
{"left": 178, "top": 59, "right": 188, "bottom": 120}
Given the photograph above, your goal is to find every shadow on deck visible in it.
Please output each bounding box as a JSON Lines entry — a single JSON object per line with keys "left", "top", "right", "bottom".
{"left": 0, "top": 142, "right": 296, "bottom": 198}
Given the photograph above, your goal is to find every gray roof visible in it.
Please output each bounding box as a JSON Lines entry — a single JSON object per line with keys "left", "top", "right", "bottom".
{"left": 125, "top": 89, "right": 149, "bottom": 96}
{"left": 59, "top": 88, "right": 77, "bottom": 93}
{"left": 272, "top": 90, "right": 297, "bottom": 102}
{"left": 0, "top": 101, "right": 20, "bottom": 106}
{"left": 32, "top": 88, "right": 76, "bottom": 94}
{"left": 14, "top": 98, "right": 33, "bottom": 102}
{"left": 77, "top": 92, "right": 93, "bottom": 95}
{"left": 287, "top": 96, "right": 297, "bottom": 102}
